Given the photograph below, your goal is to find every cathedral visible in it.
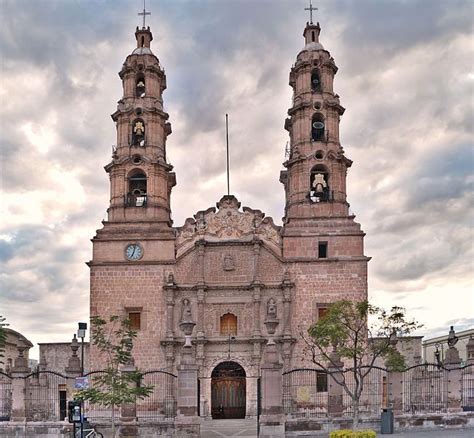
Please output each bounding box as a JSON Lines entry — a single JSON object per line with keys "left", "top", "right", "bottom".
{"left": 89, "top": 15, "right": 368, "bottom": 419}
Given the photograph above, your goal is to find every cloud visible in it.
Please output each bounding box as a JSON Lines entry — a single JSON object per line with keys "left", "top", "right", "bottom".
{"left": 0, "top": 0, "right": 472, "bottom": 358}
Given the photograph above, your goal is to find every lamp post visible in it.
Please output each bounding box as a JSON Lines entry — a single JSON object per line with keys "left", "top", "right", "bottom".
{"left": 227, "top": 333, "right": 236, "bottom": 360}
{"left": 77, "top": 322, "right": 87, "bottom": 376}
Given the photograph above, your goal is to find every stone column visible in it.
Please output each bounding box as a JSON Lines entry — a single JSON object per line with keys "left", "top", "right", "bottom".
{"left": 65, "top": 335, "right": 82, "bottom": 401}
{"left": 260, "top": 319, "right": 285, "bottom": 438}
{"left": 10, "top": 338, "right": 31, "bottom": 422}
{"left": 176, "top": 320, "right": 200, "bottom": 437}
{"left": 164, "top": 273, "right": 176, "bottom": 339}
{"left": 387, "top": 370, "right": 403, "bottom": 415}
{"left": 196, "top": 239, "right": 206, "bottom": 284}
{"left": 252, "top": 285, "right": 262, "bottom": 337}
{"left": 281, "top": 271, "right": 293, "bottom": 337}
{"left": 120, "top": 363, "right": 139, "bottom": 437}
{"left": 196, "top": 288, "right": 205, "bottom": 338}
{"left": 252, "top": 239, "right": 261, "bottom": 282}
{"left": 327, "top": 353, "right": 344, "bottom": 418}
{"left": 444, "top": 342, "right": 462, "bottom": 412}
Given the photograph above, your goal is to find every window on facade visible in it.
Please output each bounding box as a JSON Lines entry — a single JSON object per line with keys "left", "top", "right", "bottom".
{"left": 127, "top": 170, "right": 147, "bottom": 207}
{"left": 317, "top": 306, "right": 329, "bottom": 320}
{"left": 132, "top": 119, "right": 145, "bottom": 146}
{"left": 128, "top": 311, "right": 141, "bottom": 330}
{"left": 311, "top": 113, "right": 325, "bottom": 141}
{"left": 318, "top": 242, "right": 328, "bottom": 259}
{"left": 310, "top": 165, "right": 330, "bottom": 203}
{"left": 311, "top": 69, "right": 321, "bottom": 92}
{"left": 316, "top": 371, "right": 328, "bottom": 392}
{"left": 220, "top": 313, "right": 237, "bottom": 336}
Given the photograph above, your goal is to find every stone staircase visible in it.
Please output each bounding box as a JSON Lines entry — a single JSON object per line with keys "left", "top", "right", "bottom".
{"left": 200, "top": 418, "right": 258, "bottom": 437}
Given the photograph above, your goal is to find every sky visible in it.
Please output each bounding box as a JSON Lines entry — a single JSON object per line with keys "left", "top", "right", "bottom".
{"left": 0, "top": 0, "right": 473, "bottom": 360}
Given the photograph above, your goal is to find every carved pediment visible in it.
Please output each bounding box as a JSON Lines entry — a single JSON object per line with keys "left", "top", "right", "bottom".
{"left": 176, "top": 195, "right": 281, "bottom": 257}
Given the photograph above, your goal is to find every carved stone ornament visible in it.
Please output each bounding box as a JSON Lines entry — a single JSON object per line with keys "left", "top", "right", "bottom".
{"left": 223, "top": 254, "right": 235, "bottom": 271}
{"left": 176, "top": 195, "right": 281, "bottom": 257}
{"left": 267, "top": 297, "right": 277, "bottom": 319}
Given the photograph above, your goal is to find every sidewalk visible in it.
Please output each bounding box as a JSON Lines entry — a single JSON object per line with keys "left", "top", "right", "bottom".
{"left": 389, "top": 428, "right": 474, "bottom": 437}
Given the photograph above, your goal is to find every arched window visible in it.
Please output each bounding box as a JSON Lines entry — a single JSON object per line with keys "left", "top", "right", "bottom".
{"left": 220, "top": 313, "right": 237, "bottom": 336}
{"left": 132, "top": 119, "right": 145, "bottom": 146}
{"left": 310, "top": 164, "right": 330, "bottom": 203}
{"left": 127, "top": 170, "right": 147, "bottom": 207}
{"left": 311, "top": 113, "right": 325, "bottom": 142}
{"left": 136, "top": 75, "right": 146, "bottom": 98}
{"left": 311, "top": 69, "right": 321, "bottom": 92}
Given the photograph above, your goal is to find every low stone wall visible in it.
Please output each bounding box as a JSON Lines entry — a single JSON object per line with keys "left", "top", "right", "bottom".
{"left": 285, "top": 412, "right": 474, "bottom": 436}
{"left": 0, "top": 421, "right": 178, "bottom": 438}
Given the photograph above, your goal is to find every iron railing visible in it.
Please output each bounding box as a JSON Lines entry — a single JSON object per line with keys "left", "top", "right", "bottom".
{"left": 0, "top": 372, "right": 12, "bottom": 421}
{"left": 283, "top": 368, "right": 328, "bottom": 417}
{"left": 136, "top": 370, "right": 177, "bottom": 420}
{"left": 402, "top": 364, "right": 448, "bottom": 414}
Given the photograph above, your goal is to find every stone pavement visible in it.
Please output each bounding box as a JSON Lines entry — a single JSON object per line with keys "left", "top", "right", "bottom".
{"left": 199, "top": 419, "right": 474, "bottom": 438}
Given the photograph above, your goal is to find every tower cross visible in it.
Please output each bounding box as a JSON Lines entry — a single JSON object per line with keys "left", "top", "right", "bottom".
{"left": 304, "top": 0, "right": 318, "bottom": 24}
{"left": 138, "top": 0, "right": 151, "bottom": 28}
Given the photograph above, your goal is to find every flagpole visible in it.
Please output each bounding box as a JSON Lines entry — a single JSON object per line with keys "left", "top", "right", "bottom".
{"left": 226, "top": 113, "right": 230, "bottom": 195}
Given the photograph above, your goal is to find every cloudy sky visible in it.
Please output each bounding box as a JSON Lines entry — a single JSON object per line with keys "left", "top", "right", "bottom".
{"left": 1, "top": 0, "right": 473, "bottom": 359}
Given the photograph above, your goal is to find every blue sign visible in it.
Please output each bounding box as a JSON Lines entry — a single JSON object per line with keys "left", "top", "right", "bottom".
{"left": 74, "top": 377, "right": 89, "bottom": 389}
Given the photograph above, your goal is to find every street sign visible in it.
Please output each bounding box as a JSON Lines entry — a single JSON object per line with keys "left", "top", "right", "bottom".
{"left": 74, "top": 376, "right": 89, "bottom": 389}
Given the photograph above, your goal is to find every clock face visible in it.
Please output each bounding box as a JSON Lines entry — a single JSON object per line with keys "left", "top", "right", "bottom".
{"left": 125, "top": 243, "right": 143, "bottom": 261}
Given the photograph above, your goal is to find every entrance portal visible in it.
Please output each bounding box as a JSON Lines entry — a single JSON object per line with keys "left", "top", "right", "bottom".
{"left": 211, "top": 361, "right": 246, "bottom": 419}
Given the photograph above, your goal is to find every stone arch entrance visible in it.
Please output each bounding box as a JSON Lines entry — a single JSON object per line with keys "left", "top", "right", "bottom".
{"left": 211, "top": 361, "right": 246, "bottom": 419}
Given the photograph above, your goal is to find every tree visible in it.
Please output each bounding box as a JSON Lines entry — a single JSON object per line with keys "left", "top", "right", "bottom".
{"left": 75, "top": 315, "right": 153, "bottom": 438}
{"left": 0, "top": 316, "right": 8, "bottom": 365}
{"left": 302, "top": 300, "right": 421, "bottom": 430}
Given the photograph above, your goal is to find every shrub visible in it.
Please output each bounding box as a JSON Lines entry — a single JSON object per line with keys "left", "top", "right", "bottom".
{"left": 329, "top": 430, "right": 376, "bottom": 438}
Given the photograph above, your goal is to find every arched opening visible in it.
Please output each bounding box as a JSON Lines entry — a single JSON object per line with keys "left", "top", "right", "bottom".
{"left": 136, "top": 75, "right": 146, "bottom": 98}
{"left": 132, "top": 119, "right": 145, "bottom": 146}
{"left": 311, "top": 113, "right": 325, "bottom": 142}
{"left": 310, "top": 164, "right": 330, "bottom": 202}
{"left": 141, "top": 35, "right": 145, "bottom": 47}
{"left": 211, "top": 361, "right": 246, "bottom": 419}
{"left": 127, "top": 170, "right": 147, "bottom": 207}
{"left": 220, "top": 313, "right": 237, "bottom": 336}
{"left": 311, "top": 69, "right": 321, "bottom": 92}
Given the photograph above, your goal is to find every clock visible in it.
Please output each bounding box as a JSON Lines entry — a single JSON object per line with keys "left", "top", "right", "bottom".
{"left": 125, "top": 243, "right": 143, "bottom": 261}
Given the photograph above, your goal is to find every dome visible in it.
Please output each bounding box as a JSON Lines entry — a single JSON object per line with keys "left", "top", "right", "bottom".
{"left": 132, "top": 47, "right": 154, "bottom": 55}
{"left": 301, "top": 41, "right": 325, "bottom": 52}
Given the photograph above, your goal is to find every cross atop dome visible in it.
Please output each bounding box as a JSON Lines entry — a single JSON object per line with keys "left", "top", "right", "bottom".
{"left": 138, "top": 0, "right": 151, "bottom": 29}
{"left": 304, "top": 0, "right": 318, "bottom": 24}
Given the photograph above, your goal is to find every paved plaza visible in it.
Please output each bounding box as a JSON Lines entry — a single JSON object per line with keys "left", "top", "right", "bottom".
{"left": 199, "top": 419, "right": 474, "bottom": 438}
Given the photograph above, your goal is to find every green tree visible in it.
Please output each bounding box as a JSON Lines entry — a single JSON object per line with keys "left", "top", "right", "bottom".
{"left": 75, "top": 315, "right": 152, "bottom": 438}
{"left": 0, "top": 316, "right": 8, "bottom": 366}
{"left": 302, "top": 300, "right": 421, "bottom": 430}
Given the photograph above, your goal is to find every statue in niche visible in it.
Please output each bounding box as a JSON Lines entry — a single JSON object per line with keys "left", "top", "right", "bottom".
{"left": 181, "top": 298, "right": 193, "bottom": 322}
{"left": 267, "top": 298, "right": 277, "bottom": 319}
{"left": 223, "top": 254, "right": 235, "bottom": 271}
{"left": 312, "top": 173, "right": 327, "bottom": 192}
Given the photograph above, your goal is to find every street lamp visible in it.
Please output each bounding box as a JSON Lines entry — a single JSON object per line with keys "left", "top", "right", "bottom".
{"left": 227, "top": 333, "right": 236, "bottom": 360}
{"left": 77, "top": 322, "right": 87, "bottom": 376}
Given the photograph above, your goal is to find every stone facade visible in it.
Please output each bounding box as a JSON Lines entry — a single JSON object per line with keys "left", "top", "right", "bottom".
{"left": 89, "top": 22, "right": 369, "bottom": 417}
{"left": 0, "top": 328, "right": 33, "bottom": 374}
{"left": 38, "top": 342, "right": 90, "bottom": 373}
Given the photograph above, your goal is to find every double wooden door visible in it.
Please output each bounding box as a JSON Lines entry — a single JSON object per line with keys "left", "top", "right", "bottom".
{"left": 211, "top": 376, "right": 246, "bottom": 419}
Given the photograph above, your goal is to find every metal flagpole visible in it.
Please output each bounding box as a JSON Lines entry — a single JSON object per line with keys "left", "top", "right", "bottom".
{"left": 226, "top": 114, "right": 230, "bottom": 195}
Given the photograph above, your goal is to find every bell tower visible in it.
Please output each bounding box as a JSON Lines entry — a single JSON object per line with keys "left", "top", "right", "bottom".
{"left": 106, "top": 25, "right": 175, "bottom": 226}
{"left": 280, "top": 19, "right": 366, "bottom": 260}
